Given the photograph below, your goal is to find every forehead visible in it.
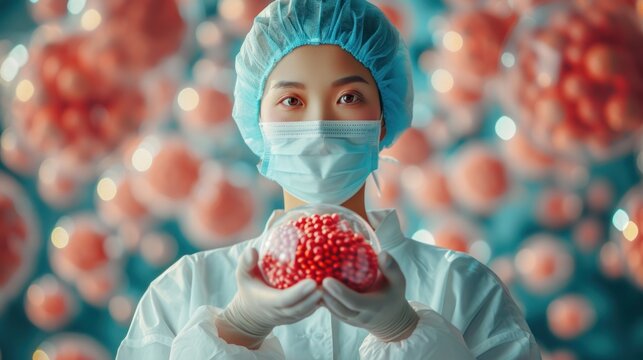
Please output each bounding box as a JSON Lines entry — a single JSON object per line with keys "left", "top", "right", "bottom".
{"left": 264, "top": 45, "right": 375, "bottom": 87}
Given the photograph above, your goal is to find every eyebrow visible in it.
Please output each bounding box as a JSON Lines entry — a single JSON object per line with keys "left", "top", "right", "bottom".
{"left": 270, "top": 75, "right": 369, "bottom": 90}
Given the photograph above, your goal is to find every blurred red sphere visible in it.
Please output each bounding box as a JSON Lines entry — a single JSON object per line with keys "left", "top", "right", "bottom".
{"left": 182, "top": 163, "right": 257, "bottom": 249}
{"left": 25, "top": 275, "right": 76, "bottom": 330}
{"left": 536, "top": 188, "right": 583, "bottom": 229}
{"left": 35, "top": 334, "right": 110, "bottom": 360}
{"left": 50, "top": 216, "right": 118, "bottom": 282}
{"left": 449, "top": 143, "right": 510, "bottom": 214}
{"left": 0, "top": 129, "right": 39, "bottom": 175}
{"left": 444, "top": 10, "right": 515, "bottom": 78}
{"left": 139, "top": 232, "right": 177, "bottom": 267}
{"left": 502, "top": 130, "right": 556, "bottom": 179}
{"left": 92, "top": 0, "right": 186, "bottom": 71}
{"left": 130, "top": 136, "right": 202, "bottom": 217}
{"left": 573, "top": 217, "right": 604, "bottom": 253}
{"left": 380, "top": 127, "right": 432, "bottom": 166}
{"left": 0, "top": 174, "right": 38, "bottom": 311}
{"left": 502, "top": 2, "right": 643, "bottom": 160}
{"left": 76, "top": 267, "right": 120, "bottom": 306}
{"left": 29, "top": 0, "right": 68, "bottom": 23}
{"left": 402, "top": 160, "right": 453, "bottom": 214}
{"left": 12, "top": 35, "right": 148, "bottom": 170}
{"left": 217, "top": 0, "right": 272, "bottom": 34}
{"left": 97, "top": 173, "right": 150, "bottom": 227}
{"left": 515, "top": 234, "right": 574, "bottom": 293}
{"left": 177, "top": 86, "right": 233, "bottom": 131}
{"left": 547, "top": 294, "right": 596, "bottom": 339}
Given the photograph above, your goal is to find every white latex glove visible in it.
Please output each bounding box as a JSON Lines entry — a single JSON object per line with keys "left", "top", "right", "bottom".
{"left": 322, "top": 251, "right": 419, "bottom": 342}
{"left": 220, "top": 247, "right": 323, "bottom": 348}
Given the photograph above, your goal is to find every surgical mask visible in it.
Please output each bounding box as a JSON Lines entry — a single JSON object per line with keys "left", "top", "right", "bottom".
{"left": 258, "top": 119, "right": 382, "bottom": 205}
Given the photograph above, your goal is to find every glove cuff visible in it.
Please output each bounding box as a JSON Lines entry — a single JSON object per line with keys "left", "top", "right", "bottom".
{"left": 222, "top": 296, "right": 274, "bottom": 340}
{"left": 370, "top": 300, "right": 420, "bottom": 343}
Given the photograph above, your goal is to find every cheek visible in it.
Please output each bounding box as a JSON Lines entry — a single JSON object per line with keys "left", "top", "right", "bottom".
{"left": 260, "top": 103, "right": 286, "bottom": 122}
{"left": 340, "top": 107, "right": 381, "bottom": 121}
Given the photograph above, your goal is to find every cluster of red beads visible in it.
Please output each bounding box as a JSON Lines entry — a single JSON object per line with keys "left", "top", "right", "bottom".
{"left": 0, "top": 194, "right": 28, "bottom": 286}
{"left": 12, "top": 35, "right": 146, "bottom": 166}
{"left": 510, "top": 4, "right": 643, "bottom": 157}
{"left": 260, "top": 213, "right": 378, "bottom": 292}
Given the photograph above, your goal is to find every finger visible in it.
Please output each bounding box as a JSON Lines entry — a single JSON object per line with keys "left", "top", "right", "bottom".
{"left": 322, "top": 278, "right": 362, "bottom": 311}
{"left": 321, "top": 292, "right": 359, "bottom": 319}
{"left": 237, "top": 247, "right": 259, "bottom": 280}
{"left": 275, "top": 279, "right": 318, "bottom": 308}
{"left": 378, "top": 252, "right": 405, "bottom": 286}
{"left": 283, "top": 289, "right": 323, "bottom": 318}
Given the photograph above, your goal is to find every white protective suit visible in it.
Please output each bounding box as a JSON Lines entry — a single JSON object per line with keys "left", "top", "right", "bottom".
{"left": 117, "top": 209, "right": 541, "bottom": 359}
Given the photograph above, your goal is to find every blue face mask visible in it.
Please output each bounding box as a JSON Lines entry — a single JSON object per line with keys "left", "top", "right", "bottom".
{"left": 258, "top": 119, "right": 382, "bottom": 205}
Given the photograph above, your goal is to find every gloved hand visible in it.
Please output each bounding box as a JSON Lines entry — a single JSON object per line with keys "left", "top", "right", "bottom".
{"left": 321, "top": 251, "right": 419, "bottom": 343}
{"left": 218, "top": 247, "right": 323, "bottom": 349}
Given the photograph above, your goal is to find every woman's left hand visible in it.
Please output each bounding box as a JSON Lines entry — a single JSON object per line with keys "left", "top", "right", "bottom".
{"left": 321, "top": 251, "right": 420, "bottom": 342}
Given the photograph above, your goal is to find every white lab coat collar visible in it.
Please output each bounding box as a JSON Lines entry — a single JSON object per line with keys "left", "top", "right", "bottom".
{"left": 260, "top": 208, "right": 406, "bottom": 250}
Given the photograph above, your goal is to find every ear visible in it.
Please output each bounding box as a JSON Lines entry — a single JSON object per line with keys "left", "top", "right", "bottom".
{"left": 379, "top": 119, "right": 387, "bottom": 142}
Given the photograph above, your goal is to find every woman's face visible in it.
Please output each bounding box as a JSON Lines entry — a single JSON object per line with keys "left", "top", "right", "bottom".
{"left": 260, "top": 45, "right": 383, "bottom": 127}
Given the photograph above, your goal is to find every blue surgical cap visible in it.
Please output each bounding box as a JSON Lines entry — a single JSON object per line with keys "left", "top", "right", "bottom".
{"left": 232, "top": 0, "right": 414, "bottom": 157}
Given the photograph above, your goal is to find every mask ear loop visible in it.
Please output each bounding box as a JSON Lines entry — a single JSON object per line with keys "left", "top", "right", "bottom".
{"left": 370, "top": 155, "right": 400, "bottom": 198}
{"left": 371, "top": 109, "right": 401, "bottom": 198}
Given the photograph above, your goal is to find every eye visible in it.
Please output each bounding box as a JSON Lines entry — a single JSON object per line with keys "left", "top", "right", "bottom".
{"left": 338, "top": 93, "right": 362, "bottom": 105}
{"left": 279, "top": 96, "right": 302, "bottom": 107}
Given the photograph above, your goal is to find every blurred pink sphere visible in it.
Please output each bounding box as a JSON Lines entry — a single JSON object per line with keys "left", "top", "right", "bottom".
{"left": 489, "top": 257, "right": 516, "bottom": 286}
{"left": 380, "top": 127, "right": 432, "bottom": 166}
{"left": 35, "top": 333, "right": 110, "bottom": 360}
{"left": 25, "top": 275, "right": 76, "bottom": 331}
{"left": 585, "top": 179, "right": 614, "bottom": 213}
{"left": 0, "top": 192, "right": 29, "bottom": 286}
{"left": 515, "top": 234, "right": 574, "bottom": 293}
{"left": 402, "top": 160, "right": 453, "bottom": 214}
{"left": 12, "top": 35, "right": 149, "bottom": 170}
{"left": 142, "top": 141, "right": 201, "bottom": 199}
{"left": 29, "top": 0, "right": 68, "bottom": 23}
{"left": 372, "top": 0, "right": 412, "bottom": 39}
{"left": 536, "top": 188, "right": 583, "bottom": 229}
{"left": 108, "top": 295, "right": 135, "bottom": 325}
{"left": 547, "top": 294, "right": 596, "bottom": 339}
{"left": 131, "top": 136, "right": 202, "bottom": 217}
{"left": 599, "top": 242, "right": 625, "bottom": 279}
{"left": 217, "top": 0, "right": 272, "bottom": 34}
{"left": 139, "top": 232, "right": 177, "bottom": 267}
{"left": 422, "top": 215, "right": 481, "bottom": 255}
{"left": 89, "top": 0, "right": 187, "bottom": 71}
{"left": 0, "top": 174, "right": 38, "bottom": 311}
{"left": 542, "top": 348, "right": 578, "bottom": 360}
{"left": 502, "top": 130, "right": 556, "bottom": 179}
{"left": 0, "top": 128, "right": 39, "bottom": 176}
{"left": 76, "top": 267, "right": 120, "bottom": 306}
{"left": 97, "top": 173, "right": 150, "bottom": 227}
{"left": 37, "top": 159, "right": 83, "bottom": 208}
{"left": 178, "top": 86, "right": 233, "bottom": 131}
{"left": 50, "top": 216, "right": 118, "bottom": 282}
{"left": 572, "top": 217, "right": 604, "bottom": 253}
{"left": 183, "top": 164, "right": 256, "bottom": 248}
{"left": 501, "top": 2, "right": 643, "bottom": 160}
{"left": 442, "top": 9, "right": 515, "bottom": 79}
{"left": 449, "top": 143, "right": 510, "bottom": 214}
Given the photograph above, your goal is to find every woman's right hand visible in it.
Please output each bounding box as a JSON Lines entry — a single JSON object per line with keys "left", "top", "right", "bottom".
{"left": 216, "top": 247, "right": 322, "bottom": 349}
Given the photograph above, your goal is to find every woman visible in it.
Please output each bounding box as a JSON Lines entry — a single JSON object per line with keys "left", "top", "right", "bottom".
{"left": 117, "top": 0, "right": 541, "bottom": 358}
